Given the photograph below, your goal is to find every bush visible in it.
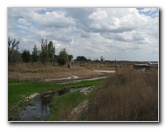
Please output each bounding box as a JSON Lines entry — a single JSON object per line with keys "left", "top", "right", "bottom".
{"left": 57, "top": 48, "right": 68, "bottom": 66}
{"left": 88, "top": 68, "right": 158, "bottom": 121}
{"left": 22, "top": 50, "right": 30, "bottom": 63}
{"left": 75, "top": 56, "right": 88, "bottom": 61}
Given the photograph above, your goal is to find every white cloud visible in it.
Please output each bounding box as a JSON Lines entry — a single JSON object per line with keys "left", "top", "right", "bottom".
{"left": 17, "top": 18, "right": 31, "bottom": 26}
{"left": 89, "top": 8, "right": 108, "bottom": 20}
{"left": 31, "top": 11, "right": 76, "bottom": 28}
{"left": 35, "top": 31, "right": 51, "bottom": 37}
{"left": 8, "top": 8, "right": 159, "bottom": 61}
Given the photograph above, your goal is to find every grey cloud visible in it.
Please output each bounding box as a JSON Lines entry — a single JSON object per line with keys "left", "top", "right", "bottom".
{"left": 101, "top": 31, "right": 143, "bottom": 43}
{"left": 110, "top": 27, "right": 134, "bottom": 33}
{"left": 64, "top": 8, "right": 94, "bottom": 32}
{"left": 56, "top": 37, "right": 72, "bottom": 42}
{"left": 89, "top": 21, "right": 134, "bottom": 33}
{"left": 80, "top": 33, "right": 90, "bottom": 38}
{"left": 8, "top": 8, "right": 159, "bottom": 61}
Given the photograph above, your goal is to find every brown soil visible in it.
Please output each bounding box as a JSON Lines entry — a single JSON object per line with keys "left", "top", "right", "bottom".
{"left": 67, "top": 87, "right": 92, "bottom": 121}
{"left": 67, "top": 99, "right": 89, "bottom": 121}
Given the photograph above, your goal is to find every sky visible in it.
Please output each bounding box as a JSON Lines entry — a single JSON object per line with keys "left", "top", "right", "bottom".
{"left": 8, "top": 8, "right": 159, "bottom": 61}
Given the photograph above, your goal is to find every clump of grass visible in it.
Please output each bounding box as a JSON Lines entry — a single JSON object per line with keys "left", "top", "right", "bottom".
{"left": 87, "top": 68, "right": 158, "bottom": 121}
{"left": 47, "top": 91, "right": 85, "bottom": 121}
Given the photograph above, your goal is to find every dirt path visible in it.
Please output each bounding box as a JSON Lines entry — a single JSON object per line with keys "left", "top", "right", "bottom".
{"left": 67, "top": 86, "right": 93, "bottom": 121}
{"left": 41, "top": 74, "right": 109, "bottom": 84}
{"left": 67, "top": 99, "right": 89, "bottom": 121}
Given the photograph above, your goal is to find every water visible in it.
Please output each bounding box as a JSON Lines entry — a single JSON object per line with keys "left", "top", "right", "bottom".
{"left": 19, "top": 95, "right": 50, "bottom": 121}
{"left": 19, "top": 90, "right": 65, "bottom": 121}
{"left": 18, "top": 87, "right": 92, "bottom": 121}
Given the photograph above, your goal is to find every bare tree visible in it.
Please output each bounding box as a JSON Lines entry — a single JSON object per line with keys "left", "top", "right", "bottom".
{"left": 8, "top": 37, "right": 21, "bottom": 64}
{"left": 100, "top": 56, "right": 105, "bottom": 62}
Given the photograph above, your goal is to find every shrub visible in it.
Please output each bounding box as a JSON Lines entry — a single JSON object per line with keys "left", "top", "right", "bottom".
{"left": 88, "top": 68, "right": 158, "bottom": 121}
{"left": 22, "top": 50, "right": 30, "bottom": 63}
{"left": 57, "top": 48, "right": 68, "bottom": 66}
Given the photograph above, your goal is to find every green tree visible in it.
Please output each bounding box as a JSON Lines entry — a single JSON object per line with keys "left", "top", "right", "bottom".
{"left": 57, "top": 48, "right": 68, "bottom": 66}
{"left": 22, "top": 50, "right": 30, "bottom": 63}
{"left": 75, "top": 56, "right": 87, "bottom": 61}
{"left": 40, "top": 39, "right": 49, "bottom": 65}
{"left": 48, "top": 41, "right": 55, "bottom": 63}
{"left": 31, "top": 45, "right": 38, "bottom": 62}
{"left": 8, "top": 37, "right": 21, "bottom": 64}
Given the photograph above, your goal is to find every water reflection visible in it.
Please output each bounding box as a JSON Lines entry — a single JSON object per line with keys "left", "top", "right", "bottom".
{"left": 19, "top": 87, "right": 91, "bottom": 121}
{"left": 19, "top": 95, "right": 50, "bottom": 121}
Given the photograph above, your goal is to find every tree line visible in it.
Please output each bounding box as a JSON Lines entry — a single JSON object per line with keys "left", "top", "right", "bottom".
{"left": 8, "top": 37, "right": 73, "bottom": 66}
{"left": 8, "top": 37, "right": 105, "bottom": 66}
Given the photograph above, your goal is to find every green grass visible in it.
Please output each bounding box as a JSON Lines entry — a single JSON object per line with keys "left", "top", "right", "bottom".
{"left": 8, "top": 78, "right": 104, "bottom": 106}
{"left": 47, "top": 91, "right": 86, "bottom": 121}
{"left": 8, "top": 78, "right": 105, "bottom": 120}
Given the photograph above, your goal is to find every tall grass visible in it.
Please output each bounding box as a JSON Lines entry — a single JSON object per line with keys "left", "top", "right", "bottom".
{"left": 8, "top": 62, "right": 101, "bottom": 80}
{"left": 87, "top": 68, "right": 158, "bottom": 121}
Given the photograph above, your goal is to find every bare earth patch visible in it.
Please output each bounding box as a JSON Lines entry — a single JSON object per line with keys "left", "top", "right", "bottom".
{"left": 67, "top": 99, "right": 89, "bottom": 121}
{"left": 67, "top": 87, "right": 92, "bottom": 121}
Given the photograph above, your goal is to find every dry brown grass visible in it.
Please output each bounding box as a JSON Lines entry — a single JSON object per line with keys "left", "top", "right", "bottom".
{"left": 8, "top": 62, "right": 103, "bottom": 80}
{"left": 87, "top": 67, "right": 158, "bottom": 121}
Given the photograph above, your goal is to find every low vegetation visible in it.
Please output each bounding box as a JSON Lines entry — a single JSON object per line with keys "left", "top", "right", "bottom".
{"left": 86, "top": 68, "right": 158, "bottom": 121}
{"left": 8, "top": 78, "right": 105, "bottom": 120}
{"left": 8, "top": 37, "right": 158, "bottom": 121}
{"left": 47, "top": 91, "right": 86, "bottom": 121}
{"left": 8, "top": 63, "right": 106, "bottom": 81}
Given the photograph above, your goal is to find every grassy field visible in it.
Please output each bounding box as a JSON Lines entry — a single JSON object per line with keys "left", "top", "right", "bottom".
{"left": 8, "top": 62, "right": 158, "bottom": 121}
{"left": 8, "top": 63, "right": 106, "bottom": 80}
{"left": 47, "top": 91, "right": 86, "bottom": 121}
{"left": 8, "top": 78, "right": 105, "bottom": 120}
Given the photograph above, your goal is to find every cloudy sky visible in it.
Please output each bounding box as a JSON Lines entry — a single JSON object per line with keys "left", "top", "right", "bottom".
{"left": 8, "top": 8, "right": 159, "bottom": 61}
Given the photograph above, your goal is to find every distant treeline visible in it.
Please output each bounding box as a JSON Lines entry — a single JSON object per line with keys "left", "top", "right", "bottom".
{"left": 8, "top": 37, "right": 72, "bottom": 66}
{"left": 8, "top": 37, "right": 106, "bottom": 66}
